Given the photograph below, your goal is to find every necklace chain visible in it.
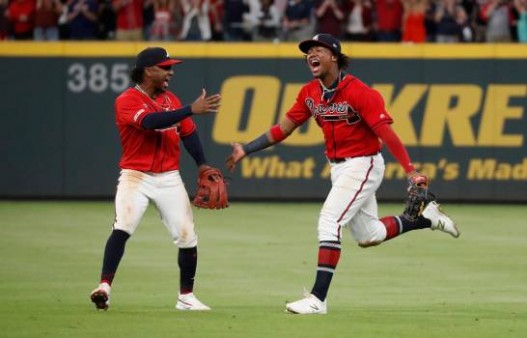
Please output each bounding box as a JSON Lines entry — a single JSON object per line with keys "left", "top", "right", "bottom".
{"left": 135, "top": 84, "right": 171, "bottom": 111}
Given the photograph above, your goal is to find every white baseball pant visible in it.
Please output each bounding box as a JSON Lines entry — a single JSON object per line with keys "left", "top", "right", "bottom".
{"left": 112, "top": 169, "right": 197, "bottom": 248}
{"left": 318, "top": 153, "right": 387, "bottom": 246}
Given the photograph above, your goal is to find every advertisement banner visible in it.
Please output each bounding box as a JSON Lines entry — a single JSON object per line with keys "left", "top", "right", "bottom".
{"left": 0, "top": 43, "right": 525, "bottom": 201}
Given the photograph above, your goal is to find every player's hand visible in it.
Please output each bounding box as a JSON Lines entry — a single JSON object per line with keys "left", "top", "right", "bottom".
{"left": 226, "top": 143, "right": 246, "bottom": 172}
{"left": 407, "top": 170, "right": 428, "bottom": 188}
{"left": 191, "top": 88, "right": 221, "bottom": 115}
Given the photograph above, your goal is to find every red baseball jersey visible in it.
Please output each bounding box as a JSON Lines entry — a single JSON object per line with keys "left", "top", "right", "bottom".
{"left": 286, "top": 74, "right": 393, "bottom": 160}
{"left": 115, "top": 87, "right": 196, "bottom": 172}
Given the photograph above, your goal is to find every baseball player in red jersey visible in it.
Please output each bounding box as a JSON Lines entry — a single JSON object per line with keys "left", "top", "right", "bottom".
{"left": 90, "top": 47, "right": 222, "bottom": 311}
{"left": 226, "top": 34, "right": 460, "bottom": 314}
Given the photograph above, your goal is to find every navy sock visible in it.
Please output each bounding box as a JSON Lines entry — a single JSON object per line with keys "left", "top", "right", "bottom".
{"left": 100, "top": 229, "right": 130, "bottom": 285}
{"left": 382, "top": 215, "right": 432, "bottom": 241}
{"left": 400, "top": 215, "right": 431, "bottom": 232}
{"left": 311, "top": 241, "right": 341, "bottom": 302}
{"left": 178, "top": 247, "right": 197, "bottom": 294}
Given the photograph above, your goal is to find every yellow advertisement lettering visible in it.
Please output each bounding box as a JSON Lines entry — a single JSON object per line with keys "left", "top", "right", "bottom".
{"left": 214, "top": 77, "right": 525, "bottom": 149}
{"left": 213, "top": 76, "right": 280, "bottom": 143}
{"left": 422, "top": 85, "right": 482, "bottom": 146}
{"left": 468, "top": 158, "right": 527, "bottom": 180}
{"left": 478, "top": 85, "right": 526, "bottom": 146}
{"left": 241, "top": 156, "right": 316, "bottom": 179}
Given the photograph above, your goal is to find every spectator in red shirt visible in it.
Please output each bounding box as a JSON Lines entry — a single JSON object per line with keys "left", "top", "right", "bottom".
{"left": 6, "top": 0, "right": 36, "bottom": 40}
{"left": 375, "top": 0, "right": 403, "bottom": 41}
{"left": 113, "top": 0, "right": 144, "bottom": 40}
{"left": 401, "top": 0, "right": 426, "bottom": 42}
{"left": 34, "top": 0, "right": 63, "bottom": 40}
{"left": 314, "top": 0, "right": 345, "bottom": 37}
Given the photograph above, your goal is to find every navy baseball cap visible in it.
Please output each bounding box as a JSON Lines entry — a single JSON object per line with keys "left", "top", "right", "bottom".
{"left": 135, "top": 47, "right": 182, "bottom": 70}
{"left": 299, "top": 34, "right": 342, "bottom": 55}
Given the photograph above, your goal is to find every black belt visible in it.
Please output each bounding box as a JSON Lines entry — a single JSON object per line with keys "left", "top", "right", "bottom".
{"left": 327, "top": 152, "right": 380, "bottom": 164}
{"left": 328, "top": 158, "right": 347, "bottom": 164}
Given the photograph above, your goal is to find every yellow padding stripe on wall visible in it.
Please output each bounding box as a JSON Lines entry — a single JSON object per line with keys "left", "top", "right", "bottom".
{"left": 0, "top": 42, "right": 526, "bottom": 59}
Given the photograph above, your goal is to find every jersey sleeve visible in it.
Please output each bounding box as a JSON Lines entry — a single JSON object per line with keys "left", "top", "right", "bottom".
{"left": 285, "top": 86, "right": 312, "bottom": 126}
{"left": 115, "top": 92, "right": 148, "bottom": 128}
{"left": 356, "top": 88, "right": 393, "bottom": 130}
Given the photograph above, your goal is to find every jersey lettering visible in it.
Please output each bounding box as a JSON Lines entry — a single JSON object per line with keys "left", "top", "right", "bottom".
{"left": 305, "top": 98, "right": 361, "bottom": 125}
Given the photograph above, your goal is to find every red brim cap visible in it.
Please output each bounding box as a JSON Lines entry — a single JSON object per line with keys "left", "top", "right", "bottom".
{"left": 156, "top": 59, "right": 183, "bottom": 66}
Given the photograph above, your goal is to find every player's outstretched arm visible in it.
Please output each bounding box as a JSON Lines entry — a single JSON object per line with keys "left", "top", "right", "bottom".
{"left": 190, "top": 88, "right": 221, "bottom": 115}
{"left": 225, "top": 117, "right": 298, "bottom": 172}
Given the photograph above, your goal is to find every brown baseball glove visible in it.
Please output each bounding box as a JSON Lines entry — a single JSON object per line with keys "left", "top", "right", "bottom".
{"left": 192, "top": 167, "right": 229, "bottom": 209}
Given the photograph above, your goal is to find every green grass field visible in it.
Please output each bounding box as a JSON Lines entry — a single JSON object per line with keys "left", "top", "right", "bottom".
{"left": 1, "top": 201, "right": 526, "bottom": 338}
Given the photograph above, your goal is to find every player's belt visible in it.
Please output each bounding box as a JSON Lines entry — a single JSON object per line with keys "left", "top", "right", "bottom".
{"left": 328, "top": 158, "right": 348, "bottom": 164}
{"left": 327, "top": 152, "right": 380, "bottom": 164}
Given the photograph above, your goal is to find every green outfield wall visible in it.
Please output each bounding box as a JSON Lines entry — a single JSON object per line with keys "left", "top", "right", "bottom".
{"left": 1, "top": 42, "right": 526, "bottom": 201}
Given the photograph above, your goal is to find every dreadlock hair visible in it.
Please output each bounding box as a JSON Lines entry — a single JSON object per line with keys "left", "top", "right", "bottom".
{"left": 130, "top": 66, "right": 145, "bottom": 84}
{"left": 337, "top": 53, "right": 350, "bottom": 70}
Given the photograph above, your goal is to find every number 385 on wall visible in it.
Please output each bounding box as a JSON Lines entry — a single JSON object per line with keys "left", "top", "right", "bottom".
{"left": 67, "top": 63, "right": 130, "bottom": 93}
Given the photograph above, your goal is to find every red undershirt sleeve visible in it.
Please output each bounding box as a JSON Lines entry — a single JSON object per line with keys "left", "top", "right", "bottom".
{"left": 373, "top": 123, "right": 415, "bottom": 174}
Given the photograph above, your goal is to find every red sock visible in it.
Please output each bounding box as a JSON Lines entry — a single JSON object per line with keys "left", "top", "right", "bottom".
{"left": 318, "top": 247, "right": 340, "bottom": 267}
{"left": 381, "top": 216, "right": 400, "bottom": 240}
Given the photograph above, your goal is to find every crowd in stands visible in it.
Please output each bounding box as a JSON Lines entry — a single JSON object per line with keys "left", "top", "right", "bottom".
{"left": 1, "top": 0, "right": 526, "bottom": 42}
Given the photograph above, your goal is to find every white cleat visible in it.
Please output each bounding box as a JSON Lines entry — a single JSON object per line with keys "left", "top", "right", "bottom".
{"left": 175, "top": 293, "right": 211, "bottom": 311}
{"left": 90, "top": 282, "right": 111, "bottom": 310}
{"left": 422, "top": 201, "right": 460, "bottom": 238}
{"left": 285, "top": 291, "right": 327, "bottom": 315}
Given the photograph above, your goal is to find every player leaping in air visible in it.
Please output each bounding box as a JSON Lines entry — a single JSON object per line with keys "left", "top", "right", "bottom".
{"left": 226, "top": 34, "right": 460, "bottom": 315}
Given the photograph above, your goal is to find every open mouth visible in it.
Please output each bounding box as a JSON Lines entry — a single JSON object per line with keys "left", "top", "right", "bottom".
{"left": 309, "top": 58, "right": 321, "bottom": 72}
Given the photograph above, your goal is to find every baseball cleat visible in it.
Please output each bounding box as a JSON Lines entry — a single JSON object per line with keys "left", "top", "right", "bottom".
{"left": 422, "top": 201, "right": 460, "bottom": 238}
{"left": 90, "top": 282, "right": 111, "bottom": 310}
{"left": 285, "top": 291, "right": 327, "bottom": 315}
{"left": 175, "top": 293, "right": 211, "bottom": 311}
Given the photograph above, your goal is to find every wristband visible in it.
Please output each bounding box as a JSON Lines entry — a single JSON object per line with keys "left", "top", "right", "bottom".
{"left": 242, "top": 133, "right": 273, "bottom": 155}
{"left": 270, "top": 124, "right": 286, "bottom": 142}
